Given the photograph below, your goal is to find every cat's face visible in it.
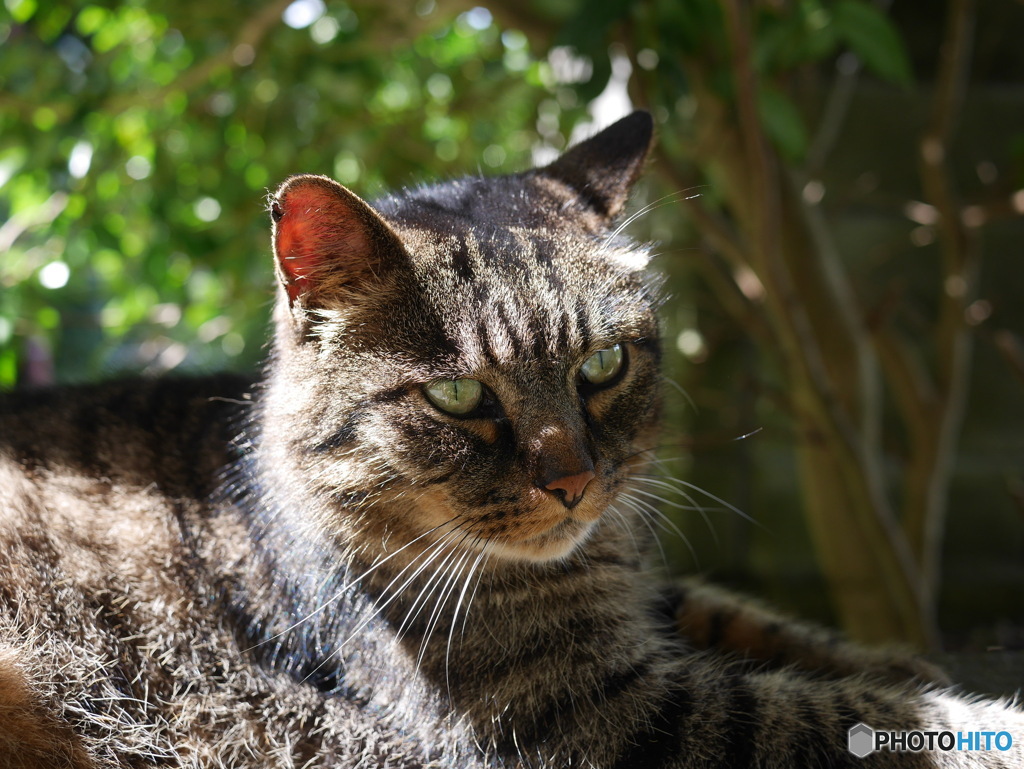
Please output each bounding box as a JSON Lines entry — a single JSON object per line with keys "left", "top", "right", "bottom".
{"left": 263, "top": 113, "right": 660, "bottom": 563}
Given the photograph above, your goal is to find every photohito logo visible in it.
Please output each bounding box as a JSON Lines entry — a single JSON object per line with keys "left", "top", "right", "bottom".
{"left": 848, "top": 723, "right": 1015, "bottom": 757}
{"left": 848, "top": 724, "right": 874, "bottom": 758}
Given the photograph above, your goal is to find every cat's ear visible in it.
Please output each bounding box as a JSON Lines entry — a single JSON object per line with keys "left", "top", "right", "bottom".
{"left": 540, "top": 110, "right": 653, "bottom": 220}
{"left": 270, "top": 174, "right": 404, "bottom": 305}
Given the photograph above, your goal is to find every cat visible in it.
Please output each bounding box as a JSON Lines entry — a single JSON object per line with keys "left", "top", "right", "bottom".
{"left": 0, "top": 111, "right": 1021, "bottom": 769}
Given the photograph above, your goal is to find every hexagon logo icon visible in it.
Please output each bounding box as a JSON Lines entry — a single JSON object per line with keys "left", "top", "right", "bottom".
{"left": 848, "top": 723, "right": 875, "bottom": 758}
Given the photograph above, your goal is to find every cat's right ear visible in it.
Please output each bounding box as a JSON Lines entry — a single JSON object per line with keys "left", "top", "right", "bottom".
{"left": 540, "top": 110, "right": 654, "bottom": 221}
{"left": 270, "top": 174, "right": 404, "bottom": 307}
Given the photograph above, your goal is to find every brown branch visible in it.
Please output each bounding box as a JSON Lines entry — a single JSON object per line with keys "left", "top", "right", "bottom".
{"left": 787, "top": 167, "right": 885, "bottom": 454}
{"left": 906, "top": 0, "right": 978, "bottom": 612}
{"left": 718, "top": 2, "right": 930, "bottom": 644}
{"left": 720, "top": 0, "right": 780, "bottom": 263}
{"left": 652, "top": 148, "right": 780, "bottom": 352}
{"left": 719, "top": 3, "right": 886, "bottom": 495}
{"left": 922, "top": 0, "right": 978, "bottom": 344}
{"left": 693, "top": 249, "right": 775, "bottom": 345}
{"left": 993, "top": 330, "right": 1024, "bottom": 390}
{"left": 873, "top": 326, "right": 937, "bottom": 459}
{"left": 806, "top": 52, "right": 861, "bottom": 175}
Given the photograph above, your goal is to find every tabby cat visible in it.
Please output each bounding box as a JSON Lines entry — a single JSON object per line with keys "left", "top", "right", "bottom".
{"left": 0, "top": 112, "right": 1020, "bottom": 768}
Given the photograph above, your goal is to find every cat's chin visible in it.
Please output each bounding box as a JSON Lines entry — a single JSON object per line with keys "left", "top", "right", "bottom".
{"left": 484, "top": 517, "right": 597, "bottom": 563}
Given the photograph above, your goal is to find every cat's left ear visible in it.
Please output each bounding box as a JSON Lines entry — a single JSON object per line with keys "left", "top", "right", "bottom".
{"left": 270, "top": 174, "right": 405, "bottom": 306}
{"left": 540, "top": 110, "right": 654, "bottom": 221}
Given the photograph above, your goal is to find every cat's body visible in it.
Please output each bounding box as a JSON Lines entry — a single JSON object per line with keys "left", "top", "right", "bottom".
{"left": 1, "top": 113, "right": 1021, "bottom": 768}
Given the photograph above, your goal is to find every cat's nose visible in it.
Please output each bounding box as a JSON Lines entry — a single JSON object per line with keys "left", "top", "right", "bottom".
{"left": 541, "top": 470, "right": 596, "bottom": 509}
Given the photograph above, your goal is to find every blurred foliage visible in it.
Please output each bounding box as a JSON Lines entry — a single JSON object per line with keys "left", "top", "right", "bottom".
{"left": 0, "top": 0, "right": 925, "bottom": 382}
{"left": 2, "top": 0, "right": 1023, "bottom": 648}
{"left": 0, "top": 0, "right": 580, "bottom": 383}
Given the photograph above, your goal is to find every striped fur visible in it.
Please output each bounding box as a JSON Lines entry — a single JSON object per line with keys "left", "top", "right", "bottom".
{"left": 1, "top": 112, "right": 1021, "bottom": 768}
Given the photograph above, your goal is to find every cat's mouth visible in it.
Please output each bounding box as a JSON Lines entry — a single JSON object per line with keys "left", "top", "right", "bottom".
{"left": 471, "top": 486, "right": 608, "bottom": 562}
{"left": 410, "top": 484, "right": 606, "bottom": 563}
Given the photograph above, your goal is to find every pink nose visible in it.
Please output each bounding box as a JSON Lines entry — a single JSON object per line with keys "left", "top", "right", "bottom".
{"left": 544, "top": 470, "right": 596, "bottom": 509}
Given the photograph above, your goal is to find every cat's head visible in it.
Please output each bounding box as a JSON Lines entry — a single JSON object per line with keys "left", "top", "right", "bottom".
{"left": 262, "top": 112, "right": 661, "bottom": 564}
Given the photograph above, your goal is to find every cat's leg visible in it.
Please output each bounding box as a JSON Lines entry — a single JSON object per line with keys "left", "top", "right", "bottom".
{"left": 670, "top": 578, "right": 949, "bottom": 686}
{"left": 651, "top": 659, "right": 1024, "bottom": 769}
{"left": 0, "top": 646, "right": 96, "bottom": 769}
{"left": 470, "top": 616, "right": 1024, "bottom": 769}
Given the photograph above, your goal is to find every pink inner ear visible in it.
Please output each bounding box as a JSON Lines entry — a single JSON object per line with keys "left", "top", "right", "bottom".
{"left": 273, "top": 180, "right": 372, "bottom": 302}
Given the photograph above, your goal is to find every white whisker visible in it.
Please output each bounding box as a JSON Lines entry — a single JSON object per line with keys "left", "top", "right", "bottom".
{"left": 394, "top": 528, "right": 470, "bottom": 644}
{"left": 300, "top": 524, "right": 468, "bottom": 684}
{"left": 627, "top": 478, "right": 719, "bottom": 545}
{"left": 618, "top": 492, "right": 690, "bottom": 544}
{"left": 446, "top": 544, "right": 487, "bottom": 686}
{"left": 248, "top": 515, "right": 462, "bottom": 652}
{"left": 459, "top": 544, "right": 490, "bottom": 643}
{"left": 620, "top": 487, "right": 706, "bottom": 567}
{"left": 605, "top": 504, "right": 649, "bottom": 564}
{"left": 416, "top": 542, "right": 475, "bottom": 673}
{"left": 603, "top": 189, "right": 704, "bottom": 245}
{"left": 638, "top": 475, "right": 761, "bottom": 528}
{"left": 660, "top": 375, "right": 697, "bottom": 413}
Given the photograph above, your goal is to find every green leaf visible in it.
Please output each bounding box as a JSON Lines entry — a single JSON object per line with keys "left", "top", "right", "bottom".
{"left": 8, "top": 0, "right": 36, "bottom": 23}
{"left": 652, "top": 0, "right": 724, "bottom": 55}
{"left": 754, "top": 3, "right": 838, "bottom": 74}
{"left": 757, "top": 85, "right": 808, "bottom": 161}
{"left": 832, "top": 0, "right": 913, "bottom": 87}
{"left": 557, "top": 0, "right": 635, "bottom": 52}
{"left": 0, "top": 348, "right": 16, "bottom": 389}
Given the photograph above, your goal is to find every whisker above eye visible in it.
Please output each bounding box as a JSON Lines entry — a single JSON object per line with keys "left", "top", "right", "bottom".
{"left": 601, "top": 188, "right": 705, "bottom": 246}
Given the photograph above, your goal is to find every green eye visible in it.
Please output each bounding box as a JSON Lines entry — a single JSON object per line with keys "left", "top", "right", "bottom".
{"left": 424, "top": 378, "right": 483, "bottom": 415}
{"left": 580, "top": 344, "right": 625, "bottom": 385}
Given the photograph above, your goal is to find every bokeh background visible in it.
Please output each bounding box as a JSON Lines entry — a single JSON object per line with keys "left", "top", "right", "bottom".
{"left": 2, "top": 0, "right": 1022, "bottom": 653}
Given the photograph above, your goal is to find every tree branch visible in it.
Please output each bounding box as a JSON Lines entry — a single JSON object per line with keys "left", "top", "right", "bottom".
{"left": 714, "top": 1, "right": 930, "bottom": 644}
{"left": 905, "top": 0, "right": 978, "bottom": 613}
